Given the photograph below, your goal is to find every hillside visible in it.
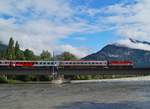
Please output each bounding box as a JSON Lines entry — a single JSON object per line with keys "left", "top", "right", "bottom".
{"left": 0, "top": 43, "right": 7, "bottom": 52}
{"left": 82, "top": 41, "right": 150, "bottom": 68}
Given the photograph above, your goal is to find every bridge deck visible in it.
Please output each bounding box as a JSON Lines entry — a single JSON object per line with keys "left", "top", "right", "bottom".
{"left": 0, "top": 67, "right": 150, "bottom": 75}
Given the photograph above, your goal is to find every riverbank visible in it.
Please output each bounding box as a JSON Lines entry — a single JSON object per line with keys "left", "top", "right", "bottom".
{"left": 71, "top": 75, "right": 150, "bottom": 83}
{"left": 1, "top": 75, "right": 150, "bottom": 84}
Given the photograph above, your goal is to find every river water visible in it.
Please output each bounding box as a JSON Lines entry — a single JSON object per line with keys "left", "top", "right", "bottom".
{"left": 0, "top": 81, "right": 150, "bottom": 109}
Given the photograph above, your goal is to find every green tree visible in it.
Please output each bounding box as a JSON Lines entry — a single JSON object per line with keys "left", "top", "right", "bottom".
{"left": 57, "top": 52, "right": 78, "bottom": 61}
{"left": 6, "top": 37, "right": 15, "bottom": 60}
{"left": 40, "top": 50, "right": 52, "bottom": 60}
{"left": 14, "top": 41, "right": 25, "bottom": 60}
{"left": 24, "top": 49, "right": 35, "bottom": 60}
{"left": 0, "top": 40, "right": 2, "bottom": 57}
{"left": 15, "top": 41, "right": 19, "bottom": 55}
{"left": 17, "top": 50, "right": 26, "bottom": 60}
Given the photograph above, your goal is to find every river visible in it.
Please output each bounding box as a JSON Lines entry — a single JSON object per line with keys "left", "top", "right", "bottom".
{"left": 0, "top": 81, "right": 150, "bottom": 109}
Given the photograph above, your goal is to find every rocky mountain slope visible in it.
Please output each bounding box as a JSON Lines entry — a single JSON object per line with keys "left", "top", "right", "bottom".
{"left": 82, "top": 39, "right": 150, "bottom": 68}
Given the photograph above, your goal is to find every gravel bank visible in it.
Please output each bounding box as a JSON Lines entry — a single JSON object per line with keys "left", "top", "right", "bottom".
{"left": 71, "top": 76, "right": 150, "bottom": 83}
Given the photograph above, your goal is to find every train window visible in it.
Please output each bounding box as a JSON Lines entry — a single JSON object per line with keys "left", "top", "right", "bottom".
{"left": 47, "top": 62, "right": 50, "bottom": 64}
{"left": 40, "top": 62, "right": 42, "bottom": 64}
{"left": 43, "top": 62, "right": 46, "bottom": 64}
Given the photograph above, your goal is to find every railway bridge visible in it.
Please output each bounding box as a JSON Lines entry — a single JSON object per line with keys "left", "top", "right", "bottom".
{"left": 0, "top": 60, "right": 150, "bottom": 78}
{"left": 0, "top": 67, "right": 150, "bottom": 76}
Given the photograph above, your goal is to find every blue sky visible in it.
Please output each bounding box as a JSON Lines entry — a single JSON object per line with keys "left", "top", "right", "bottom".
{"left": 60, "top": 31, "right": 120, "bottom": 53}
{"left": 0, "top": 0, "right": 150, "bottom": 57}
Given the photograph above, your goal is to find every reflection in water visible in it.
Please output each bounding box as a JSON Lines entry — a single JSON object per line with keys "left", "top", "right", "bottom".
{"left": 0, "top": 81, "right": 150, "bottom": 109}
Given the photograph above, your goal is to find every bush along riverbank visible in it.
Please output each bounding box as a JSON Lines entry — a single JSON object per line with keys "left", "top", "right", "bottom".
{"left": 0, "top": 76, "right": 8, "bottom": 83}
{"left": 0, "top": 75, "right": 54, "bottom": 84}
{"left": 0, "top": 74, "right": 147, "bottom": 84}
{"left": 0, "top": 76, "right": 23, "bottom": 84}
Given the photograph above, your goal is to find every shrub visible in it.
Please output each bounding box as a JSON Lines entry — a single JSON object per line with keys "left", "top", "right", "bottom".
{"left": 0, "top": 76, "right": 8, "bottom": 83}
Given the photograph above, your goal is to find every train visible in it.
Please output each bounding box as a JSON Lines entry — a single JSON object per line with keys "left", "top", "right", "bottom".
{"left": 0, "top": 60, "right": 133, "bottom": 68}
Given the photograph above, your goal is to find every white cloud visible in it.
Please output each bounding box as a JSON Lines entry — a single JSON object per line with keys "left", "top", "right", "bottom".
{"left": 83, "top": 0, "right": 150, "bottom": 50}
{"left": 1, "top": 0, "right": 150, "bottom": 58}
{"left": 0, "top": 0, "right": 101, "bottom": 57}
{"left": 73, "top": 36, "right": 87, "bottom": 41}
{"left": 102, "top": 0, "right": 150, "bottom": 41}
{"left": 55, "top": 44, "right": 90, "bottom": 57}
{"left": 116, "top": 38, "right": 150, "bottom": 51}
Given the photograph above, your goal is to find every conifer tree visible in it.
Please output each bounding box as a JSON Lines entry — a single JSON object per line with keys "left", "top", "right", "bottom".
{"left": 14, "top": 41, "right": 25, "bottom": 60}
{"left": 6, "top": 37, "right": 15, "bottom": 60}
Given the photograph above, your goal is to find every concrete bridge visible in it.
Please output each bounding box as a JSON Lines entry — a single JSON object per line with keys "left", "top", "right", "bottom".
{"left": 0, "top": 67, "right": 150, "bottom": 76}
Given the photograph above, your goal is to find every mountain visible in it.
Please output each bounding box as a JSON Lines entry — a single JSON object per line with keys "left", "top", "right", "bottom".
{"left": 0, "top": 43, "right": 7, "bottom": 58}
{"left": 82, "top": 39, "right": 150, "bottom": 68}
{"left": 0, "top": 43, "right": 7, "bottom": 52}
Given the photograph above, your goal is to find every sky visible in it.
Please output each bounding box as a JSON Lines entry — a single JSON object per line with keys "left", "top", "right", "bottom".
{"left": 0, "top": 0, "right": 150, "bottom": 57}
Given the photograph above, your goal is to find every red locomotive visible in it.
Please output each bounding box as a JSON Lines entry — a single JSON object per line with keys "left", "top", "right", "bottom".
{"left": 108, "top": 61, "right": 133, "bottom": 68}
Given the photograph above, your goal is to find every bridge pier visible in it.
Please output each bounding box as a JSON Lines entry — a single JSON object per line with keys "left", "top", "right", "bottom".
{"left": 51, "top": 75, "right": 70, "bottom": 84}
{"left": 51, "top": 66, "right": 71, "bottom": 84}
